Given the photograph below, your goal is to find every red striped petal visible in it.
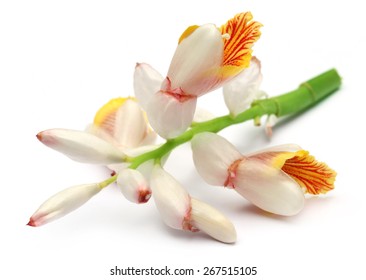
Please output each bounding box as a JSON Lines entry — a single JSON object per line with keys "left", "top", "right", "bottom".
{"left": 220, "top": 12, "right": 262, "bottom": 77}
{"left": 282, "top": 150, "right": 336, "bottom": 195}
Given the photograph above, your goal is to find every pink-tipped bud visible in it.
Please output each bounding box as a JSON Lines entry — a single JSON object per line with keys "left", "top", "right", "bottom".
{"left": 37, "top": 129, "right": 126, "bottom": 164}
{"left": 27, "top": 183, "right": 102, "bottom": 227}
{"left": 117, "top": 169, "right": 151, "bottom": 204}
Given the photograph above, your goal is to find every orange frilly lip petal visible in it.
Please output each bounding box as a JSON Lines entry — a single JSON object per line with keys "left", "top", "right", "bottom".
{"left": 219, "top": 12, "right": 262, "bottom": 78}
{"left": 281, "top": 150, "right": 337, "bottom": 195}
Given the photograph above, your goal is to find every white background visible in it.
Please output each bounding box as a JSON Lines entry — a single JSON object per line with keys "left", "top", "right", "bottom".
{"left": 1, "top": 0, "right": 365, "bottom": 279}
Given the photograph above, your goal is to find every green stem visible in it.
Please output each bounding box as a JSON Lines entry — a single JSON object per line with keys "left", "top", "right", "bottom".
{"left": 128, "top": 68, "right": 341, "bottom": 169}
{"left": 99, "top": 174, "right": 117, "bottom": 188}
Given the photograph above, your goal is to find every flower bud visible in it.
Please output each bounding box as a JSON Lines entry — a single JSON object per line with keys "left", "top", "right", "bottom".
{"left": 37, "top": 129, "right": 125, "bottom": 164}
{"left": 117, "top": 169, "right": 151, "bottom": 204}
{"left": 192, "top": 133, "right": 312, "bottom": 216}
{"left": 27, "top": 183, "right": 102, "bottom": 227}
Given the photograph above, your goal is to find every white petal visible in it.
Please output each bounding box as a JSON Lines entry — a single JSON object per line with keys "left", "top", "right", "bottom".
{"left": 223, "top": 57, "right": 263, "bottom": 116}
{"left": 150, "top": 165, "right": 190, "bottom": 229}
{"left": 124, "top": 144, "right": 160, "bottom": 158}
{"left": 28, "top": 183, "right": 101, "bottom": 226}
{"left": 113, "top": 99, "right": 149, "bottom": 149}
{"left": 37, "top": 129, "right": 126, "bottom": 164}
{"left": 190, "top": 198, "right": 236, "bottom": 243}
{"left": 146, "top": 91, "right": 197, "bottom": 139}
{"left": 246, "top": 144, "right": 302, "bottom": 157}
{"left": 134, "top": 63, "right": 164, "bottom": 109}
{"left": 234, "top": 158, "right": 305, "bottom": 216}
{"left": 117, "top": 169, "right": 151, "bottom": 204}
{"left": 89, "top": 98, "right": 154, "bottom": 149}
{"left": 168, "top": 24, "right": 224, "bottom": 96}
{"left": 139, "top": 129, "right": 157, "bottom": 146}
{"left": 192, "top": 107, "right": 215, "bottom": 123}
{"left": 191, "top": 132, "right": 243, "bottom": 186}
{"left": 86, "top": 124, "right": 120, "bottom": 147}
{"left": 106, "top": 162, "right": 130, "bottom": 174}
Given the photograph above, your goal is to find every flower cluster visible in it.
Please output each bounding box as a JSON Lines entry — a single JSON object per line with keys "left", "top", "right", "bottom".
{"left": 28, "top": 12, "right": 338, "bottom": 243}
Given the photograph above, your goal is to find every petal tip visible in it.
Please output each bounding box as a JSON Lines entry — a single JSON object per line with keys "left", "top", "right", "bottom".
{"left": 36, "top": 130, "right": 56, "bottom": 146}
{"left": 27, "top": 217, "right": 37, "bottom": 227}
{"left": 190, "top": 198, "right": 237, "bottom": 243}
{"left": 138, "top": 189, "right": 152, "bottom": 204}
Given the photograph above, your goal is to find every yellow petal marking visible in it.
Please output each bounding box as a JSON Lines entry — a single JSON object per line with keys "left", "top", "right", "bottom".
{"left": 281, "top": 150, "right": 337, "bottom": 195}
{"left": 93, "top": 97, "right": 134, "bottom": 133}
{"left": 178, "top": 25, "right": 199, "bottom": 44}
{"left": 219, "top": 12, "right": 262, "bottom": 77}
